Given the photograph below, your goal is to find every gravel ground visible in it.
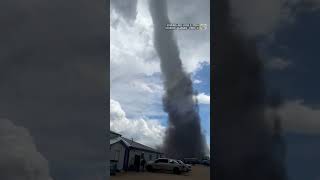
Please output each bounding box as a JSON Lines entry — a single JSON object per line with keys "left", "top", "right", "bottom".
{"left": 110, "top": 164, "right": 210, "bottom": 180}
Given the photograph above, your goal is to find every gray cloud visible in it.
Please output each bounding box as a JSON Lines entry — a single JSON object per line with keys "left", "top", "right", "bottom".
{"left": 265, "top": 100, "right": 320, "bottom": 134}
{"left": 0, "top": 0, "right": 107, "bottom": 179}
{"left": 0, "top": 119, "right": 53, "bottom": 180}
{"left": 229, "top": 0, "right": 320, "bottom": 37}
{"left": 167, "top": 0, "right": 210, "bottom": 73}
{"left": 266, "top": 57, "right": 292, "bottom": 70}
{"left": 230, "top": 0, "right": 294, "bottom": 37}
{"left": 111, "top": 0, "right": 138, "bottom": 23}
{"left": 167, "top": 0, "right": 210, "bottom": 26}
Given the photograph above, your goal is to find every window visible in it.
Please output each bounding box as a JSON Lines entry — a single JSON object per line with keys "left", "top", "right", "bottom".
{"left": 158, "top": 159, "right": 168, "bottom": 163}
{"left": 149, "top": 154, "right": 152, "bottom": 160}
{"left": 169, "top": 160, "right": 177, "bottom": 164}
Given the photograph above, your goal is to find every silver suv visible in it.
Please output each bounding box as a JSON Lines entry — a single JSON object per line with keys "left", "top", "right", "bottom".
{"left": 146, "top": 158, "right": 184, "bottom": 174}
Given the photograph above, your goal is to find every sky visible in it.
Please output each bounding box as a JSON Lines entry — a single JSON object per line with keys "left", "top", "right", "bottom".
{"left": 265, "top": 11, "right": 320, "bottom": 180}
{"left": 110, "top": 0, "right": 210, "bottom": 152}
{"left": 228, "top": 0, "right": 320, "bottom": 179}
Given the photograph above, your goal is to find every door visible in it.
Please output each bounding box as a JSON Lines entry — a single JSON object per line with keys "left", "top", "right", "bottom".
{"left": 168, "top": 159, "right": 176, "bottom": 171}
{"left": 153, "top": 159, "right": 161, "bottom": 169}
{"left": 134, "top": 155, "right": 140, "bottom": 169}
{"left": 158, "top": 159, "right": 169, "bottom": 170}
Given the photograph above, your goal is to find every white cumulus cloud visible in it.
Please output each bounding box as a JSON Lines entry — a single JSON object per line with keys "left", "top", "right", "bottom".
{"left": 110, "top": 99, "right": 165, "bottom": 148}
{"left": 194, "top": 79, "right": 202, "bottom": 84}
{"left": 194, "top": 93, "right": 210, "bottom": 105}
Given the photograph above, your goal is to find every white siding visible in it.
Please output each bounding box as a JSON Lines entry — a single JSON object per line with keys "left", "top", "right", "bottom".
{"left": 110, "top": 142, "right": 126, "bottom": 170}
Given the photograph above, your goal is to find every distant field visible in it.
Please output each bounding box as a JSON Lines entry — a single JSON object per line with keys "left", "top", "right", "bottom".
{"left": 110, "top": 164, "right": 210, "bottom": 180}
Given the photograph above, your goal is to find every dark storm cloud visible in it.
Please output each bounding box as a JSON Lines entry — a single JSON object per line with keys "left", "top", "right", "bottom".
{"left": 0, "top": 0, "right": 107, "bottom": 179}
{"left": 213, "top": 0, "right": 287, "bottom": 179}
{"left": 228, "top": 0, "right": 320, "bottom": 38}
{"left": 148, "top": 0, "right": 207, "bottom": 159}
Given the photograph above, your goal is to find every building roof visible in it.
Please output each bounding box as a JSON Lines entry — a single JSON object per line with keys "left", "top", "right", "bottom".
{"left": 123, "top": 137, "right": 162, "bottom": 154}
{"left": 110, "top": 136, "right": 162, "bottom": 154}
{"left": 110, "top": 130, "right": 122, "bottom": 136}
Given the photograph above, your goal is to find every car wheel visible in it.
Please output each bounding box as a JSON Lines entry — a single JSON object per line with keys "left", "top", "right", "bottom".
{"left": 173, "top": 167, "right": 180, "bottom": 175}
{"left": 146, "top": 165, "right": 153, "bottom": 172}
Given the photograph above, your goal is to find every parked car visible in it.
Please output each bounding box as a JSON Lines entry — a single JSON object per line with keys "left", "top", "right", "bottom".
{"left": 177, "top": 160, "right": 191, "bottom": 172}
{"left": 183, "top": 158, "right": 199, "bottom": 165}
{"left": 146, "top": 158, "right": 184, "bottom": 174}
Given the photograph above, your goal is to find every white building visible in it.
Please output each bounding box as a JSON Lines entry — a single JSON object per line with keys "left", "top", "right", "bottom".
{"left": 109, "top": 131, "right": 163, "bottom": 171}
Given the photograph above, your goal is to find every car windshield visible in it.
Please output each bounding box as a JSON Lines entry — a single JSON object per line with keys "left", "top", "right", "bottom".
{"left": 169, "top": 160, "right": 177, "bottom": 164}
{"left": 177, "top": 160, "right": 183, "bottom": 164}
